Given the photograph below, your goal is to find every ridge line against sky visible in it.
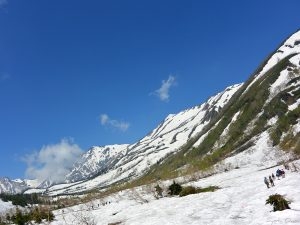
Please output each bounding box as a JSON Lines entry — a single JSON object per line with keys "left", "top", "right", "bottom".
{"left": 0, "top": 0, "right": 300, "bottom": 179}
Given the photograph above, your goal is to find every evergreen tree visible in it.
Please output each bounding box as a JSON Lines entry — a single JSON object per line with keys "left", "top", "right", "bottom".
{"left": 266, "top": 194, "right": 291, "bottom": 211}
{"left": 12, "top": 207, "right": 26, "bottom": 225}
{"left": 168, "top": 181, "right": 182, "bottom": 195}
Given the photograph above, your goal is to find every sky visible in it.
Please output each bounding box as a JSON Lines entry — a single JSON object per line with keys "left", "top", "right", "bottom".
{"left": 0, "top": 0, "right": 299, "bottom": 180}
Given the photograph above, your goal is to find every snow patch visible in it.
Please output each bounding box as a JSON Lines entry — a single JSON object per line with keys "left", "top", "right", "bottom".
{"left": 288, "top": 99, "right": 300, "bottom": 111}
{"left": 0, "top": 199, "right": 14, "bottom": 214}
{"left": 223, "top": 131, "right": 292, "bottom": 168}
{"left": 267, "top": 116, "right": 278, "bottom": 126}
{"left": 291, "top": 120, "right": 300, "bottom": 136}
{"left": 213, "top": 111, "right": 241, "bottom": 150}
{"left": 269, "top": 69, "right": 290, "bottom": 99}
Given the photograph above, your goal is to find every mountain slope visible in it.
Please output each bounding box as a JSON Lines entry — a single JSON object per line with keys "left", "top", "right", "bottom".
{"left": 0, "top": 178, "right": 29, "bottom": 194}
{"left": 141, "top": 30, "right": 300, "bottom": 181}
{"left": 1, "top": 83, "right": 241, "bottom": 195}
{"left": 66, "top": 144, "right": 129, "bottom": 183}
{"left": 33, "top": 83, "right": 242, "bottom": 195}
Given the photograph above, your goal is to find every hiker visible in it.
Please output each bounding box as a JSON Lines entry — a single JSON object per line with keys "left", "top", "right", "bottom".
{"left": 284, "top": 164, "right": 290, "bottom": 170}
{"left": 276, "top": 169, "right": 281, "bottom": 180}
{"left": 281, "top": 169, "right": 285, "bottom": 178}
{"left": 269, "top": 176, "right": 275, "bottom": 187}
{"left": 264, "top": 177, "right": 270, "bottom": 188}
{"left": 272, "top": 173, "right": 275, "bottom": 180}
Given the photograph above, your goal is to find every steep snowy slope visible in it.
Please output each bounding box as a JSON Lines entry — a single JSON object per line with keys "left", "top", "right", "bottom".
{"left": 0, "top": 177, "right": 40, "bottom": 194}
{"left": 149, "top": 29, "right": 300, "bottom": 179}
{"left": 0, "top": 177, "right": 30, "bottom": 194}
{"left": 33, "top": 84, "right": 242, "bottom": 195}
{"left": 66, "top": 144, "right": 129, "bottom": 182}
{"left": 245, "top": 30, "right": 300, "bottom": 93}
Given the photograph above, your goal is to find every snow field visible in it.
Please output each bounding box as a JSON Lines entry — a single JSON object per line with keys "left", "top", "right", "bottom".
{"left": 0, "top": 199, "right": 14, "bottom": 214}
{"left": 50, "top": 160, "right": 300, "bottom": 225}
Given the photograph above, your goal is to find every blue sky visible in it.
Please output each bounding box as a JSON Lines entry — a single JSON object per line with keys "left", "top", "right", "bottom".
{"left": 0, "top": 0, "right": 299, "bottom": 180}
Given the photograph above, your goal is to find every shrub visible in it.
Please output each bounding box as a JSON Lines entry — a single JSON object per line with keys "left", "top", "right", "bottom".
{"left": 155, "top": 184, "right": 163, "bottom": 198}
{"left": 5, "top": 206, "right": 54, "bottom": 224}
{"left": 198, "top": 186, "right": 219, "bottom": 193}
{"left": 179, "top": 186, "right": 197, "bottom": 197}
{"left": 179, "top": 185, "right": 219, "bottom": 197}
{"left": 0, "top": 193, "right": 41, "bottom": 207}
{"left": 266, "top": 194, "right": 290, "bottom": 211}
{"left": 11, "top": 208, "right": 27, "bottom": 225}
{"left": 168, "top": 181, "right": 182, "bottom": 195}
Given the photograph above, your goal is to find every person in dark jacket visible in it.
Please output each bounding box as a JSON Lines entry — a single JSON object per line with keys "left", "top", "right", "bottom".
{"left": 272, "top": 173, "right": 275, "bottom": 180}
{"left": 276, "top": 169, "right": 281, "bottom": 180}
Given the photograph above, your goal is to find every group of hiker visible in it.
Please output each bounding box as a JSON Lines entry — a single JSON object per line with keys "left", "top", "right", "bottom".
{"left": 264, "top": 168, "right": 286, "bottom": 188}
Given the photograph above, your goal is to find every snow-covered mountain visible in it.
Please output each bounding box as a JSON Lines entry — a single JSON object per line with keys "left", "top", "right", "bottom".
{"left": 1, "top": 30, "right": 300, "bottom": 196}
{"left": 147, "top": 29, "right": 300, "bottom": 179}
{"left": 48, "top": 30, "right": 299, "bottom": 196}
{"left": 0, "top": 178, "right": 29, "bottom": 194}
{"left": 66, "top": 144, "right": 129, "bottom": 183}
{"left": 0, "top": 83, "right": 242, "bottom": 195}
{"left": 0, "top": 177, "right": 40, "bottom": 194}
{"left": 32, "top": 83, "right": 241, "bottom": 195}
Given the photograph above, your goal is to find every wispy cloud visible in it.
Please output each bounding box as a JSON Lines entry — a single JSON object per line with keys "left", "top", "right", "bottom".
{"left": 100, "top": 114, "right": 130, "bottom": 132}
{"left": 0, "top": 0, "right": 8, "bottom": 8}
{"left": 22, "top": 138, "right": 83, "bottom": 183}
{"left": 0, "top": 73, "right": 10, "bottom": 81}
{"left": 152, "top": 75, "right": 177, "bottom": 102}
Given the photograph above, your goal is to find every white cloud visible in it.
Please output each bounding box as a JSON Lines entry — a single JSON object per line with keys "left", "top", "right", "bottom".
{"left": 22, "top": 138, "right": 83, "bottom": 183}
{"left": 0, "top": 0, "right": 7, "bottom": 8}
{"left": 99, "top": 114, "right": 130, "bottom": 132}
{"left": 100, "top": 114, "right": 109, "bottom": 125}
{"left": 153, "top": 75, "right": 176, "bottom": 102}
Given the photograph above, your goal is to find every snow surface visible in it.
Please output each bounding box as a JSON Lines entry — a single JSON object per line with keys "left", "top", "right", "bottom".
{"left": 222, "top": 131, "right": 291, "bottom": 169}
{"left": 267, "top": 116, "right": 278, "bottom": 126}
{"left": 207, "top": 84, "right": 243, "bottom": 111}
{"left": 268, "top": 53, "right": 300, "bottom": 104}
{"left": 212, "top": 110, "right": 241, "bottom": 150}
{"left": 0, "top": 199, "right": 13, "bottom": 214}
{"left": 244, "top": 30, "right": 300, "bottom": 95}
{"left": 65, "top": 144, "right": 129, "bottom": 183}
{"left": 291, "top": 120, "right": 300, "bottom": 136}
{"left": 289, "top": 99, "right": 300, "bottom": 111}
{"left": 48, "top": 159, "right": 300, "bottom": 225}
{"left": 45, "top": 130, "right": 300, "bottom": 225}
{"left": 24, "top": 179, "right": 40, "bottom": 188}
